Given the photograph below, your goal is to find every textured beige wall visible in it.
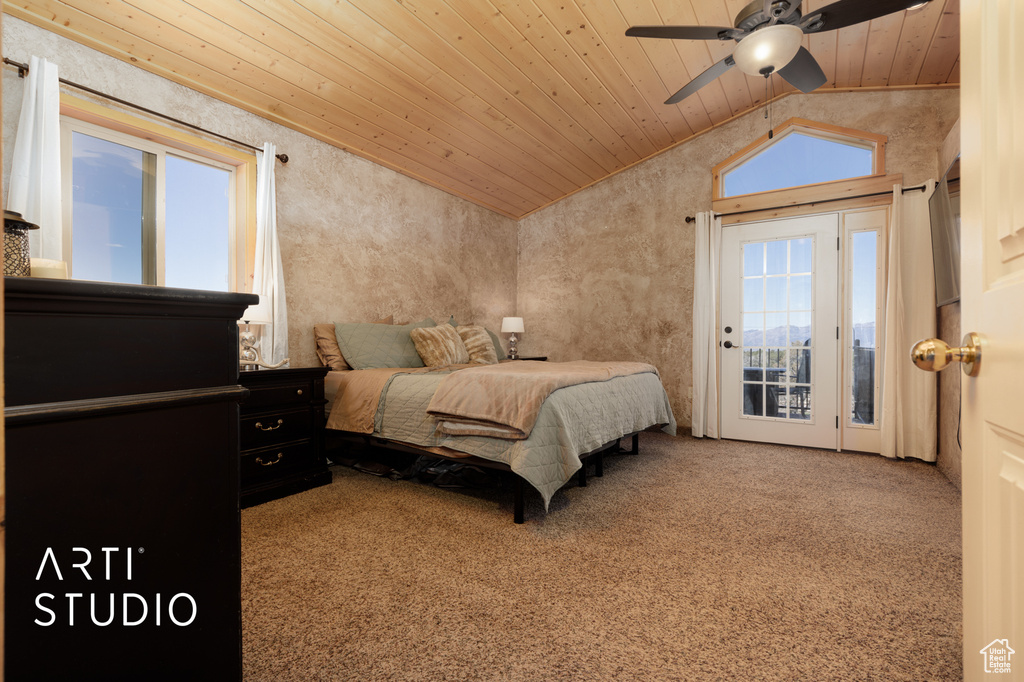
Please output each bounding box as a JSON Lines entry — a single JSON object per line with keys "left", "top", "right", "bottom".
{"left": 273, "top": 133, "right": 517, "bottom": 366}
{"left": 1, "top": 17, "right": 518, "bottom": 368}
{"left": 518, "top": 89, "right": 960, "bottom": 428}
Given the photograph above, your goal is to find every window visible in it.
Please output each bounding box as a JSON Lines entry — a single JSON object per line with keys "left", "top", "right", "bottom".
{"left": 848, "top": 228, "right": 880, "bottom": 427}
{"left": 722, "top": 130, "right": 873, "bottom": 197}
{"left": 713, "top": 118, "right": 886, "bottom": 200}
{"left": 841, "top": 208, "right": 887, "bottom": 453}
{"left": 59, "top": 96, "right": 254, "bottom": 291}
{"left": 740, "top": 236, "right": 814, "bottom": 422}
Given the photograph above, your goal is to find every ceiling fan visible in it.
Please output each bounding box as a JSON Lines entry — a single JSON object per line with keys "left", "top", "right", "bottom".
{"left": 626, "top": 0, "right": 932, "bottom": 105}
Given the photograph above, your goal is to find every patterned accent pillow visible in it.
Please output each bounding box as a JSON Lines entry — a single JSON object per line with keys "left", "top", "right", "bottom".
{"left": 314, "top": 316, "right": 392, "bottom": 370}
{"left": 410, "top": 324, "right": 470, "bottom": 367}
{"left": 456, "top": 325, "right": 498, "bottom": 365}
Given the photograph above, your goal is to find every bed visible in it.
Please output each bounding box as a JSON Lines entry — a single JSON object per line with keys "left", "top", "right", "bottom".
{"left": 315, "top": 319, "right": 676, "bottom": 523}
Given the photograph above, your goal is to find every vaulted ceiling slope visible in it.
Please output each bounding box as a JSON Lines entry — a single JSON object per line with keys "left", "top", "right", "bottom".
{"left": 6, "top": 0, "right": 960, "bottom": 219}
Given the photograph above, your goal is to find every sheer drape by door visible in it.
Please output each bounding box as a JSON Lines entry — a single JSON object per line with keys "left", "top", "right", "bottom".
{"left": 692, "top": 212, "right": 721, "bottom": 438}
{"left": 880, "top": 182, "right": 937, "bottom": 461}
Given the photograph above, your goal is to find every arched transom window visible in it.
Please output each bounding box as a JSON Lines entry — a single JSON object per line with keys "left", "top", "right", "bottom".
{"left": 713, "top": 118, "right": 887, "bottom": 200}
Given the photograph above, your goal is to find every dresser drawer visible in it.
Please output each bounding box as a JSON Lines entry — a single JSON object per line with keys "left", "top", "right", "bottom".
{"left": 241, "top": 408, "right": 312, "bottom": 450}
{"left": 241, "top": 441, "right": 316, "bottom": 483}
{"left": 242, "top": 379, "right": 317, "bottom": 409}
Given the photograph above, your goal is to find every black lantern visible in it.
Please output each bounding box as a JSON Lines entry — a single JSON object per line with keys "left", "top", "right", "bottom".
{"left": 4, "top": 211, "right": 40, "bottom": 277}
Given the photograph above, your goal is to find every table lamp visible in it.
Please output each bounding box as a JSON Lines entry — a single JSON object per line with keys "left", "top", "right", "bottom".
{"left": 501, "top": 317, "right": 524, "bottom": 360}
{"left": 239, "top": 297, "right": 289, "bottom": 370}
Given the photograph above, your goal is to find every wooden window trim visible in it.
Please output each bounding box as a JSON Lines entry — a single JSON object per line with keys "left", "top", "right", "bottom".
{"left": 716, "top": 173, "right": 903, "bottom": 225}
{"left": 59, "top": 93, "right": 257, "bottom": 291}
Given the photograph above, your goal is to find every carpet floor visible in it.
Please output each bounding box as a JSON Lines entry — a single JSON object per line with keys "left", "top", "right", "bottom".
{"left": 241, "top": 433, "right": 962, "bottom": 681}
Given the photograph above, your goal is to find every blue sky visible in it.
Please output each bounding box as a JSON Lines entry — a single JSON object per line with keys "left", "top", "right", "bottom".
{"left": 724, "top": 131, "right": 873, "bottom": 197}
{"left": 71, "top": 131, "right": 231, "bottom": 290}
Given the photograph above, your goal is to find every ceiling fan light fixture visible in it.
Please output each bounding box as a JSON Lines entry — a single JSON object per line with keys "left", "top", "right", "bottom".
{"left": 732, "top": 24, "right": 804, "bottom": 77}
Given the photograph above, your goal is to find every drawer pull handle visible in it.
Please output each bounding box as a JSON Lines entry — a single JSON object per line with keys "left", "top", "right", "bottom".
{"left": 256, "top": 453, "right": 283, "bottom": 466}
{"left": 296, "top": 388, "right": 304, "bottom": 396}
{"left": 255, "top": 419, "right": 283, "bottom": 431}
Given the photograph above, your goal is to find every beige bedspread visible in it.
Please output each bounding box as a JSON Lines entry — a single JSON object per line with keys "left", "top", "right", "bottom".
{"left": 426, "top": 359, "right": 660, "bottom": 439}
{"left": 325, "top": 367, "right": 429, "bottom": 433}
{"left": 325, "top": 365, "right": 477, "bottom": 433}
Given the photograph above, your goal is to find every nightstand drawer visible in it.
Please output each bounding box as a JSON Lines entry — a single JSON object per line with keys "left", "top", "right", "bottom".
{"left": 239, "top": 366, "right": 330, "bottom": 507}
{"left": 241, "top": 442, "right": 315, "bottom": 483}
{"left": 241, "top": 379, "right": 317, "bottom": 409}
{"left": 241, "top": 408, "right": 312, "bottom": 450}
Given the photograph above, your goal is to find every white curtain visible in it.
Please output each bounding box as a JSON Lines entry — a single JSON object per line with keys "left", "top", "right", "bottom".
{"left": 691, "top": 211, "right": 721, "bottom": 438}
{"left": 7, "top": 56, "right": 62, "bottom": 261}
{"left": 244, "top": 143, "right": 289, "bottom": 366}
{"left": 880, "top": 181, "right": 937, "bottom": 461}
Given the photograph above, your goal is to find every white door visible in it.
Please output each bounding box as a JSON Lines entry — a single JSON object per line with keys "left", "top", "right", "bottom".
{"left": 961, "top": 2, "right": 1024, "bottom": 678}
{"left": 720, "top": 214, "right": 839, "bottom": 449}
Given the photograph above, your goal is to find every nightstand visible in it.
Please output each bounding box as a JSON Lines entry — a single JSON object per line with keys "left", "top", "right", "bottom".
{"left": 239, "top": 366, "right": 332, "bottom": 507}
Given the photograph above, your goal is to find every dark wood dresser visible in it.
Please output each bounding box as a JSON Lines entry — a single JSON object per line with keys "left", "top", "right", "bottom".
{"left": 239, "top": 366, "right": 331, "bottom": 506}
{"left": 4, "top": 277, "right": 256, "bottom": 681}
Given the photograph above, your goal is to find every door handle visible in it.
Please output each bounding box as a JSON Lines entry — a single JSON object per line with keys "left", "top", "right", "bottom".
{"left": 911, "top": 332, "right": 981, "bottom": 377}
{"left": 723, "top": 340, "right": 735, "bottom": 349}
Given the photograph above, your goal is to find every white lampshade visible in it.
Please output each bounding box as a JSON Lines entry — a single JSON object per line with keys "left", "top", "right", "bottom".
{"left": 241, "top": 295, "right": 272, "bottom": 325}
{"left": 501, "top": 317, "right": 524, "bottom": 334}
{"left": 732, "top": 24, "right": 803, "bottom": 77}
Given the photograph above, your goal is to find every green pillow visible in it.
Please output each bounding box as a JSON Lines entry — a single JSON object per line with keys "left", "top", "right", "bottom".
{"left": 486, "top": 327, "right": 506, "bottom": 360}
{"left": 334, "top": 318, "right": 435, "bottom": 369}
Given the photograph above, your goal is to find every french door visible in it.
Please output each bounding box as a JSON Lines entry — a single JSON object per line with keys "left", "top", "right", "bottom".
{"left": 719, "top": 210, "right": 886, "bottom": 451}
{"left": 720, "top": 214, "right": 840, "bottom": 449}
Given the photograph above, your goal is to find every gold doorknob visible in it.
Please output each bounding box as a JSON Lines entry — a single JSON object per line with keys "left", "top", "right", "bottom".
{"left": 910, "top": 332, "right": 982, "bottom": 377}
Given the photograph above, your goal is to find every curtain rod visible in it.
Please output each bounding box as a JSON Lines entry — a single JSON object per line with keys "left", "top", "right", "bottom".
{"left": 3, "top": 57, "right": 288, "bottom": 164}
{"left": 684, "top": 183, "right": 929, "bottom": 223}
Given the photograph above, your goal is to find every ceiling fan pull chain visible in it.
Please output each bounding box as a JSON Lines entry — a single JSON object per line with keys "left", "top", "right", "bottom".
{"left": 764, "top": 75, "right": 769, "bottom": 121}
{"left": 764, "top": 73, "right": 774, "bottom": 140}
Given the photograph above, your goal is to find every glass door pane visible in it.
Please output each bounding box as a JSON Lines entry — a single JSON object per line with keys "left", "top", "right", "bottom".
{"left": 849, "top": 230, "right": 879, "bottom": 426}
{"left": 740, "top": 237, "right": 815, "bottom": 421}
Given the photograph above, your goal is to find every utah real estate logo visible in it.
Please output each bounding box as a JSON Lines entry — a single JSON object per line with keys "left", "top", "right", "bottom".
{"left": 980, "top": 639, "right": 1015, "bottom": 674}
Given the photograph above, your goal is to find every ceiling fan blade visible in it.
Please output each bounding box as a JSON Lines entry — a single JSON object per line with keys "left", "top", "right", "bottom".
{"left": 804, "top": 0, "right": 931, "bottom": 33}
{"left": 665, "top": 56, "right": 736, "bottom": 105}
{"left": 626, "top": 25, "right": 735, "bottom": 41}
{"left": 777, "top": 47, "right": 828, "bottom": 93}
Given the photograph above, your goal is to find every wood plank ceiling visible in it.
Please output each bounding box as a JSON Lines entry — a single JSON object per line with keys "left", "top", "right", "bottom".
{"left": 5, "top": 0, "right": 960, "bottom": 219}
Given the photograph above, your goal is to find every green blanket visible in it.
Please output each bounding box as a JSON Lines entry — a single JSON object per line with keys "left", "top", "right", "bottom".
{"left": 374, "top": 369, "right": 676, "bottom": 508}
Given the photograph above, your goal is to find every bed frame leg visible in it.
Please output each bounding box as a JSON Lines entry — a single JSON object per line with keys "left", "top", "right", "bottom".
{"left": 619, "top": 432, "right": 639, "bottom": 455}
{"left": 595, "top": 452, "right": 604, "bottom": 477}
{"left": 578, "top": 463, "right": 588, "bottom": 487}
{"left": 513, "top": 476, "right": 525, "bottom": 524}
